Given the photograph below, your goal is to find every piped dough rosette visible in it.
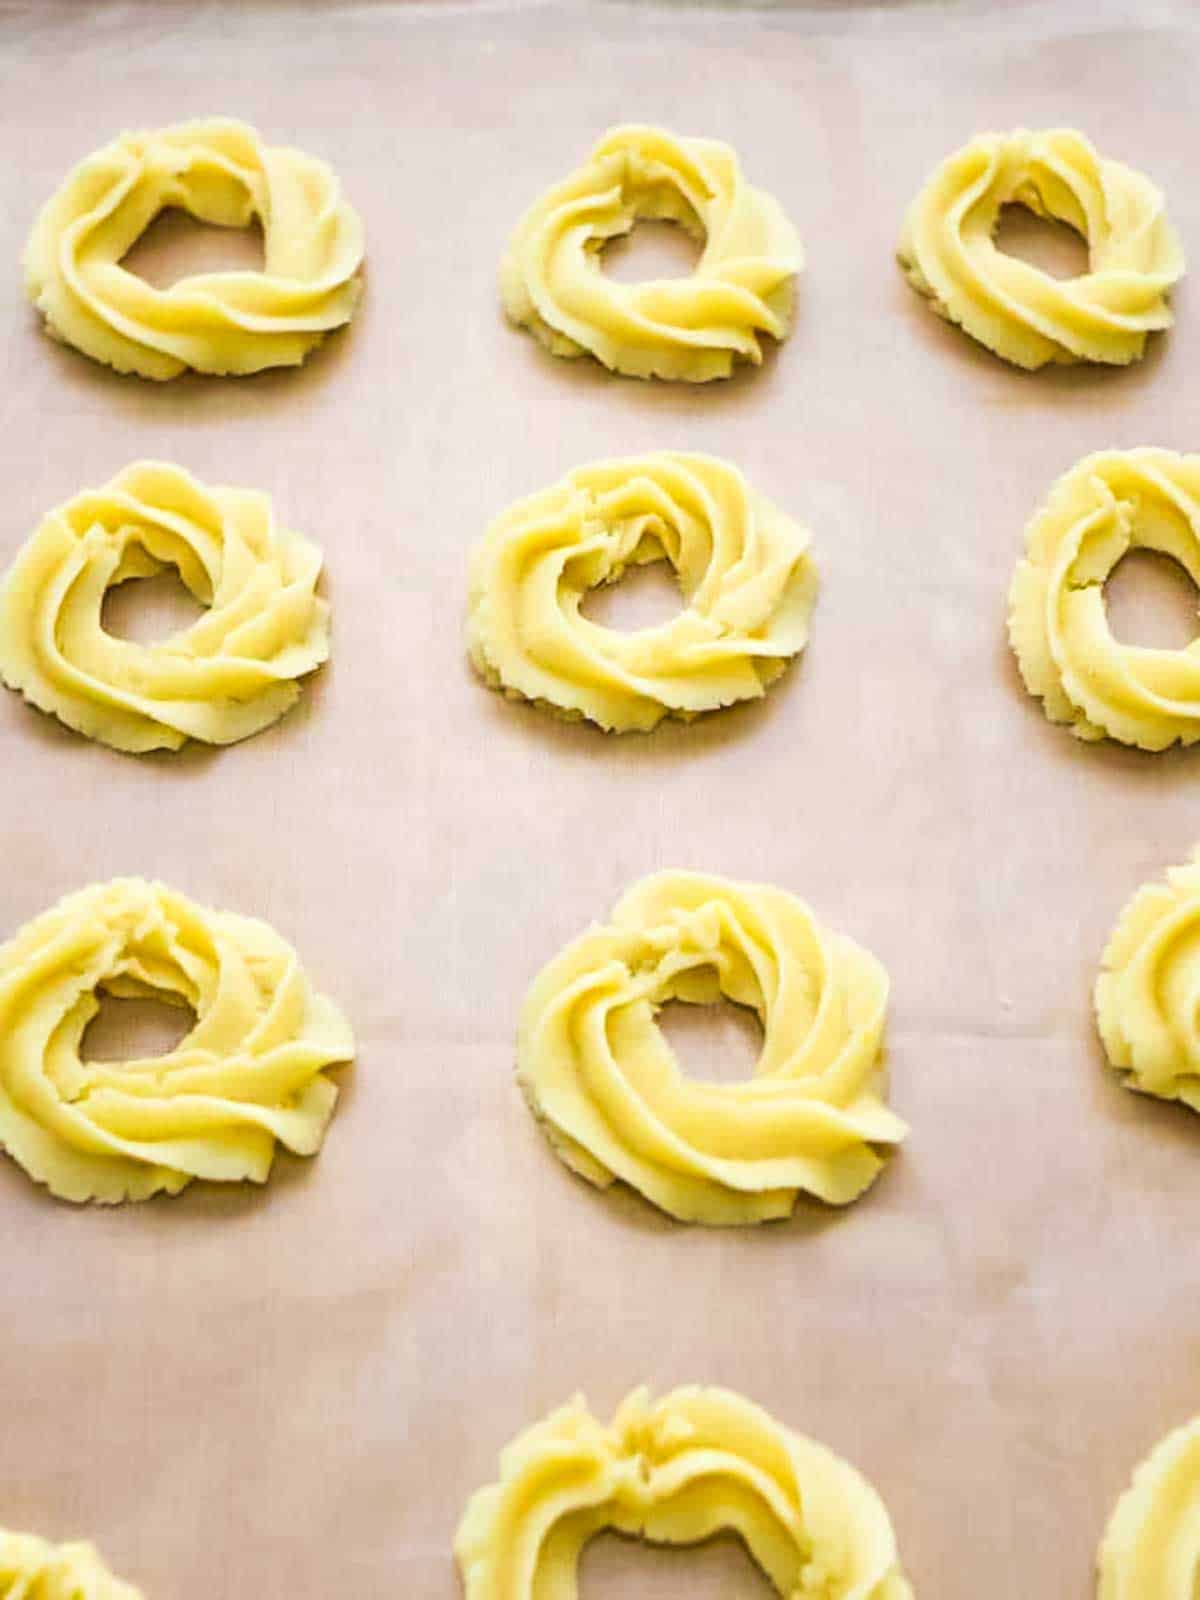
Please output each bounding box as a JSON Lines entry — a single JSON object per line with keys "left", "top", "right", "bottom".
{"left": 25, "top": 118, "right": 364, "bottom": 379}
{"left": 898, "top": 128, "right": 1183, "bottom": 369}
{"left": 517, "top": 872, "right": 905, "bottom": 1225}
{"left": 1008, "top": 450, "right": 1200, "bottom": 750}
{"left": 0, "top": 1529, "right": 143, "bottom": 1600}
{"left": 501, "top": 125, "right": 803, "bottom": 382}
{"left": 455, "top": 1387, "right": 914, "bottom": 1600}
{"left": 0, "top": 461, "right": 331, "bottom": 754}
{"left": 1098, "top": 1416, "right": 1200, "bottom": 1599}
{"left": 467, "top": 453, "right": 816, "bottom": 733}
{"left": 1095, "top": 849, "right": 1200, "bottom": 1114}
{"left": 0, "top": 878, "right": 354, "bottom": 1204}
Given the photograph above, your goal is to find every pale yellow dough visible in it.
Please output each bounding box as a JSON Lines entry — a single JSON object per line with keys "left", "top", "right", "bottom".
{"left": 501, "top": 125, "right": 803, "bottom": 381}
{"left": 0, "top": 461, "right": 331, "bottom": 754}
{"left": 1098, "top": 1416, "right": 1200, "bottom": 1598}
{"left": 517, "top": 871, "right": 905, "bottom": 1225}
{"left": 1008, "top": 450, "right": 1200, "bottom": 750}
{"left": 467, "top": 453, "right": 816, "bottom": 733}
{"left": 1, "top": 1529, "right": 143, "bottom": 1600}
{"left": 899, "top": 129, "right": 1183, "bottom": 369}
{"left": 455, "top": 1386, "right": 914, "bottom": 1600}
{"left": 1095, "top": 849, "right": 1200, "bottom": 1114}
{"left": 25, "top": 118, "right": 364, "bottom": 379}
{"left": 0, "top": 878, "right": 354, "bottom": 1204}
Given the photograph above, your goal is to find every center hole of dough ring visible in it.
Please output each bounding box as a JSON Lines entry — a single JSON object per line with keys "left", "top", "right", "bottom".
{"left": 121, "top": 207, "right": 267, "bottom": 289}
{"left": 578, "top": 554, "right": 684, "bottom": 632}
{"left": 898, "top": 128, "right": 1184, "bottom": 368}
{"left": 601, "top": 215, "right": 705, "bottom": 283}
{"left": 466, "top": 453, "right": 817, "bottom": 735}
{"left": 1008, "top": 448, "right": 1200, "bottom": 750}
{"left": 579, "top": 1528, "right": 778, "bottom": 1600}
{"left": 100, "top": 566, "right": 208, "bottom": 645}
{"left": 993, "top": 203, "right": 1090, "bottom": 280}
{"left": 1103, "top": 549, "right": 1200, "bottom": 650}
{"left": 656, "top": 995, "right": 764, "bottom": 1084}
{"left": 0, "top": 877, "right": 355, "bottom": 1204}
{"left": 0, "top": 461, "right": 333, "bottom": 755}
{"left": 454, "top": 1388, "right": 915, "bottom": 1600}
{"left": 24, "top": 117, "right": 364, "bottom": 379}
{"left": 500, "top": 124, "right": 803, "bottom": 382}
{"left": 516, "top": 871, "right": 904, "bottom": 1226}
{"left": 81, "top": 988, "right": 196, "bottom": 1063}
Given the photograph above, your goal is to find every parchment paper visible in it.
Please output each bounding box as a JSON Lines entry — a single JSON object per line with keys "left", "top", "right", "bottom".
{"left": 2, "top": 3, "right": 1199, "bottom": 1596}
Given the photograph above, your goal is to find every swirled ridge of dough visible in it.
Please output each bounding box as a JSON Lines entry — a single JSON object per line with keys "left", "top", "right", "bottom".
{"left": 500, "top": 125, "right": 803, "bottom": 382}
{"left": 1008, "top": 449, "right": 1200, "bottom": 750}
{"left": 25, "top": 118, "right": 364, "bottom": 379}
{"left": 0, "top": 461, "right": 331, "bottom": 754}
{"left": 898, "top": 129, "right": 1183, "bottom": 369}
{"left": 1098, "top": 1416, "right": 1200, "bottom": 1599}
{"left": 467, "top": 453, "right": 816, "bottom": 733}
{"left": 0, "top": 1529, "right": 143, "bottom": 1600}
{"left": 455, "top": 1386, "right": 914, "bottom": 1600}
{"left": 517, "top": 871, "right": 905, "bottom": 1224}
{"left": 1095, "top": 849, "right": 1200, "bottom": 1114}
{"left": 0, "top": 878, "right": 354, "bottom": 1204}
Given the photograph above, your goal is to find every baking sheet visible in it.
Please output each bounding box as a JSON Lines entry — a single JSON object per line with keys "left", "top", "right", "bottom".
{"left": 2, "top": 2, "right": 1200, "bottom": 1595}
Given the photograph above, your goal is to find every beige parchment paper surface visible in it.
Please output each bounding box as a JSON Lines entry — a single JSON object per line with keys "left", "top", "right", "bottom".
{"left": 1, "top": 2, "right": 1199, "bottom": 1596}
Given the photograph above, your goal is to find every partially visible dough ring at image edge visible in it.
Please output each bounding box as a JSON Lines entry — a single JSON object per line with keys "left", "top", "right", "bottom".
{"left": 1095, "top": 847, "right": 1200, "bottom": 1115}
{"left": 898, "top": 128, "right": 1183, "bottom": 369}
{"left": 1098, "top": 1414, "right": 1200, "bottom": 1598}
{"left": 466, "top": 452, "right": 817, "bottom": 733}
{"left": 1007, "top": 448, "right": 1200, "bottom": 750}
{"left": 516, "top": 870, "right": 906, "bottom": 1225}
{"left": 0, "top": 1527, "right": 144, "bottom": 1600}
{"left": 0, "top": 460, "right": 331, "bottom": 754}
{"left": 0, "top": 877, "right": 355, "bottom": 1204}
{"left": 500, "top": 124, "right": 803, "bottom": 381}
{"left": 24, "top": 117, "right": 364, "bottom": 379}
{"left": 454, "top": 1386, "right": 915, "bottom": 1600}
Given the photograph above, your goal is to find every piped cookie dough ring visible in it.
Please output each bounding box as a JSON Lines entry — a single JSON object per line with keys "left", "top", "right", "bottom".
{"left": 1008, "top": 449, "right": 1200, "bottom": 750}
{"left": 517, "top": 871, "right": 906, "bottom": 1225}
{"left": 1098, "top": 1416, "right": 1200, "bottom": 1598}
{"left": 455, "top": 1387, "right": 915, "bottom": 1600}
{"left": 1095, "top": 847, "right": 1200, "bottom": 1115}
{"left": 0, "top": 1529, "right": 144, "bottom": 1600}
{"left": 25, "top": 117, "right": 364, "bottom": 379}
{"left": 0, "top": 878, "right": 355, "bottom": 1204}
{"left": 467, "top": 452, "right": 817, "bottom": 733}
{"left": 0, "top": 460, "right": 331, "bottom": 754}
{"left": 501, "top": 124, "right": 804, "bottom": 381}
{"left": 898, "top": 128, "right": 1183, "bottom": 369}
